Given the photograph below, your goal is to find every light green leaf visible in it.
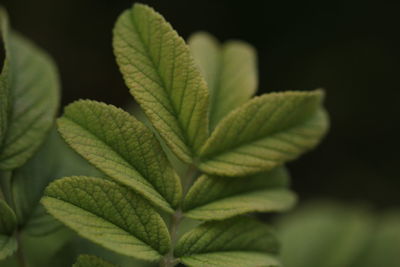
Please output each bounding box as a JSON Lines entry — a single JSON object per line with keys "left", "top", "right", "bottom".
{"left": 0, "top": 235, "right": 17, "bottom": 260}
{"left": 175, "top": 217, "right": 279, "bottom": 267}
{"left": 42, "top": 176, "right": 171, "bottom": 261}
{"left": 57, "top": 100, "right": 182, "bottom": 212}
{"left": 73, "top": 254, "right": 117, "bottom": 267}
{"left": 183, "top": 167, "right": 296, "bottom": 220}
{"left": 189, "top": 32, "right": 258, "bottom": 129}
{"left": 0, "top": 199, "right": 16, "bottom": 234}
{"left": 0, "top": 32, "right": 60, "bottom": 170}
{"left": 113, "top": 3, "right": 210, "bottom": 163}
{"left": 0, "top": 8, "right": 11, "bottom": 146}
{"left": 180, "top": 252, "right": 280, "bottom": 267}
{"left": 199, "top": 90, "right": 329, "bottom": 176}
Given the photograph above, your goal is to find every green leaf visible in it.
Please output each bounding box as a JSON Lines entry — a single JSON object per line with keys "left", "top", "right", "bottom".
{"left": 180, "top": 252, "right": 280, "bottom": 267}
{"left": 42, "top": 176, "right": 171, "bottom": 261}
{"left": 189, "top": 32, "right": 258, "bottom": 129}
{"left": 183, "top": 167, "right": 296, "bottom": 220}
{"left": 0, "top": 199, "right": 17, "bottom": 260}
{"left": 0, "top": 235, "right": 17, "bottom": 260}
{"left": 352, "top": 212, "right": 400, "bottom": 267}
{"left": 57, "top": 100, "right": 182, "bottom": 212}
{"left": 277, "top": 202, "right": 374, "bottom": 267}
{"left": 73, "top": 254, "right": 117, "bottom": 267}
{"left": 0, "top": 199, "right": 16, "bottom": 234}
{"left": 175, "top": 217, "right": 279, "bottom": 267}
{"left": 113, "top": 3, "right": 210, "bottom": 163}
{"left": 0, "top": 8, "right": 11, "bottom": 146}
{"left": 199, "top": 90, "right": 329, "bottom": 176}
{"left": 0, "top": 32, "right": 60, "bottom": 170}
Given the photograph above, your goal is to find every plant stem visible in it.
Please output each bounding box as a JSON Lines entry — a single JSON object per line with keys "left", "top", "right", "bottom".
{"left": 160, "top": 164, "right": 198, "bottom": 267}
{"left": 15, "top": 231, "right": 27, "bottom": 267}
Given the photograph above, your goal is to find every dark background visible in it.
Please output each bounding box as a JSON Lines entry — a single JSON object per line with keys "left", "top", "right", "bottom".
{"left": 1, "top": 0, "right": 399, "bottom": 208}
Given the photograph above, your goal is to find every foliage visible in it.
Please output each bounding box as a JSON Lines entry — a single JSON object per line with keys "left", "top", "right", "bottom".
{"left": 276, "top": 202, "right": 400, "bottom": 267}
{"left": 42, "top": 3, "right": 327, "bottom": 267}
{"left": 0, "top": 3, "right": 329, "bottom": 267}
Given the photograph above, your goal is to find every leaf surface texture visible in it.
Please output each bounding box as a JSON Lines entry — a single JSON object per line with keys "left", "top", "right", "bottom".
{"left": 183, "top": 167, "right": 296, "bottom": 220}
{"left": 57, "top": 100, "right": 181, "bottom": 212}
{"left": 200, "top": 90, "right": 328, "bottom": 176}
{"left": 175, "top": 217, "right": 279, "bottom": 266}
{"left": 42, "top": 176, "right": 171, "bottom": 261}
{"left": 113, "top": 4, "right": 210, "bottom": 162}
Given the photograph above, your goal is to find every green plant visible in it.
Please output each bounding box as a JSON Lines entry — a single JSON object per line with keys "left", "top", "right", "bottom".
{"left": 0, "top": 3, "right": 329, "bottom": 267}
{"left": 40, "top": 3, "right": 328, "bottom": 267}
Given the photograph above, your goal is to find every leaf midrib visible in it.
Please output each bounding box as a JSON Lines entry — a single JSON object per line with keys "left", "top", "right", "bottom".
{"left": 201, "top": 108, "right": 322, "bottom": 160}
{"left": 129, "top": 9, "right": 195, "bottom": 155}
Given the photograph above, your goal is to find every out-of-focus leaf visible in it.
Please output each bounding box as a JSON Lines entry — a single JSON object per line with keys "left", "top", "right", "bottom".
{"left": 11, "top": 128, "right": 102, "bottom": 229}
{"left": 0, "top": 32, "right": 59, "bottom": 170}
{"left": 73, "top": 254, "right": 117, "bottom": 267}
{"left": 277, "top": 202, "right": 374, "bottom": 267}
{"left": 189, "top": 32, "right": 258, "bottom": 129}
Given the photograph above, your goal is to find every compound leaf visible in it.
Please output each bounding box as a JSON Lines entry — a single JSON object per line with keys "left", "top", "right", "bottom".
{"left": 73, "top": 254, "right": 117, "bottom": 267}
{"left": 42, "top": 176, "right": 171, "bottom": 261}
{"left": 199, "top": 90, "right": 328, "bottom": 176}
{"left": 0, "top": 199, "right": 16, "bottom": 235}
{"left": 113, "top": 4, "right": 209, "bottom": 163}
{"left": 175, "top": 217, "right": 280, "bottom": 267}
{"left": 57, "top": 100, "right": 182, "bottom": 212}
{"left": 0, "top": 32, "right": 59, "bottom": 170}
{"left": 183, "top": 167, "right": 296, "bottom": 220}
{"left": 189, "top": 32, "right": 258, "bottom": 129}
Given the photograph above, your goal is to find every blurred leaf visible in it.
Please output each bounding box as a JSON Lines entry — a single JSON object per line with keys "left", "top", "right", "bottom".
{"left": 42, "top": 177, "right": 171, "bottom": 261}
{"left": 11, "top": 127, "right": 102, "bottom": 229}
{"left": 277, "top": 202, "right": 375, "bottom": 267}
{"left": 189, "top": 32, "right": 258, "bottom": 129}
{"left": 183, "top": 167, "right": 296, "bottom": 220}
{"left": 0, "top": 235, "right": 16, "bottom": 260}
{"left": 0, "top": 199, "right": 16, "bottom": 234}
{"left": 73, "top": 254, "right": 117, "bottom": 267}
{"left": 175, "top": 217, "right": 280, "bottom": 266}
{"left": 0, "top": 7, "right": 11, "bottom": 146}
{"left": 0, "top": 32, "right": 59, "bottom": 170}
{"left": 352, "top": 211, "right": 400, "bottom": 267}
{"left": 113, "top": 4, "right": 210, "bottom": 163}
{"left": 57, "top": 100, "right": 182, "bottom": 212}
{"left": 199, "top": 90, "right": 328, "bottom": 176}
